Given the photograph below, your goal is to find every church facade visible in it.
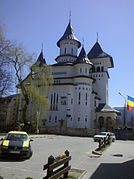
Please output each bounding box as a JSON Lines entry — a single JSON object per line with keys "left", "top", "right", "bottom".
{"left": 23, "top": 20, "right": 120, "bottom": 135}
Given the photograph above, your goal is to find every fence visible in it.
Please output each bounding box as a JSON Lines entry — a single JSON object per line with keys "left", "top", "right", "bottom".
{"left": 43, "top": 150, "right": 71, "bottom": 179}
{"left": 115, "top": 129, "right": 134, "bottom": 140}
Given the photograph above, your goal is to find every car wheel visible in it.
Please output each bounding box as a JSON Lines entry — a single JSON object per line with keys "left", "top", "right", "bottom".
{"left": 26, "top": 151, "right": 33, "bottom": 159}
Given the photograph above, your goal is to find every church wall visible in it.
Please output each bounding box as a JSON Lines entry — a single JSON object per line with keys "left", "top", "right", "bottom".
{"left": 46, "top": 85, "right": 75, "bottom": 128}
{"left": 90, "top": 59, "right": 109, "bottom": 104}
{"left": 92, "top": 72, "right": 108, "bottom": 104}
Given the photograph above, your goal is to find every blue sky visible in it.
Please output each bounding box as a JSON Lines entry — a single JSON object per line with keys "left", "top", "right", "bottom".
{"left": 0, "top": 0, "right": 134, "bottom": 107}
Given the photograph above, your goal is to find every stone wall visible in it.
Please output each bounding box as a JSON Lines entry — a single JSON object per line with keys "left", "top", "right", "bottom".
{"left": 39, "top": 126, "right": 98, "bottom": 137}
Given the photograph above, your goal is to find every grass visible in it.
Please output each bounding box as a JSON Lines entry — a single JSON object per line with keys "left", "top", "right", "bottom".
{"left": 92, "top": 139, "right": 112, "bottom": 155}
{"left": 67, "top": 176, "right": 78, "bottom": 179}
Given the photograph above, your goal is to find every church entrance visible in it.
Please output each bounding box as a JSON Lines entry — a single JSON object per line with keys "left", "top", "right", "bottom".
{"left": 98, "top": 116, "right": 105, "bottom": 131}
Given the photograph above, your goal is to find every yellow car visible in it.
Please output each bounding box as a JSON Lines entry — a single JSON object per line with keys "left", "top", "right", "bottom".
{"left": 0, "top": 131, "right": 33, "bottom": 159}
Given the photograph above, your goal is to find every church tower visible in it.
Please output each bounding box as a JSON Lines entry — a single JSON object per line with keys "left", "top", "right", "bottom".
{"left": 55, "top": 20, "right": 81, "bottom": 63}
{"left": 88, "top": 41, "right": 114, "bottom": 105}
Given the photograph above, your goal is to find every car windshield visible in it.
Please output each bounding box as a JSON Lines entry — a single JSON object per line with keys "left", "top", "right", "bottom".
{"left": 100, "top": 132, "right": 107, "bottom": 135}
{"left": 5, "top": 134, "right": 28, "bottom": 141}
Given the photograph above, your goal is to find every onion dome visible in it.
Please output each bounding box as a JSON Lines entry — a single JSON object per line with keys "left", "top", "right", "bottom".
{"left": 57, "top": 21, "right": 81, "bottom": 48}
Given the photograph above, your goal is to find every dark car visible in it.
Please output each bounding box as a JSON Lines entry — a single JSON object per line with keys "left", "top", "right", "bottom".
{"left": 0, "top": 131, "right": 33, "bottom": 159}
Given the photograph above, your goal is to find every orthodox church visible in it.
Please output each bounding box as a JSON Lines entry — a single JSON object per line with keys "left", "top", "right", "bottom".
{"left": 28, "top": 19, "right": 120, "bottom": 135}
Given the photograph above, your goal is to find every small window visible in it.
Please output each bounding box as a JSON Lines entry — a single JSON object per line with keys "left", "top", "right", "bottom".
{"left": 86, "top": 93, "right": 87, "bottom": 100}
{"left": 78, "top": 118, "right": 80, "bottom": 122}
{"left": 71, "top": 98, "right": 73, "bottom": 104}
{"left": 85, "top": 118, "right": 87, "bottom": 122}
{"left": 101, "top": 66, "right": 104, "bottom": 72}
{"left": 80, "top": 68, "right": 82, "bottom": 73}
{"left": 49, "top": 116, "right": 51, "bottom": 123}
{"left": 85, "top": 68, "right": 87, "bottom": 73}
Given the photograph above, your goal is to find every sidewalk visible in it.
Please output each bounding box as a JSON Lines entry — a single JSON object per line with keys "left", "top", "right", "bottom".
{"left": 82, "top": 140, "right": 134, "bottom": 179}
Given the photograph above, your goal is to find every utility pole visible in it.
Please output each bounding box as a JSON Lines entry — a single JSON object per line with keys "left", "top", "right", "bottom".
{"left": 118, "top": 92, "right": 127, "bottom": 128}
{"left": 37, "top": 110, "right": 40, "bottom": 134}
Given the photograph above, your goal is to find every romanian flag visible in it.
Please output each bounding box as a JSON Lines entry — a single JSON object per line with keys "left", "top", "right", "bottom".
{"left": 127, "top": 96, "right": 134, "bottom": 111}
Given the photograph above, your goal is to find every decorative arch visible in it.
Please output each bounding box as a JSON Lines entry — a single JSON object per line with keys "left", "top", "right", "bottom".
{"left": 98, "top": 116, "right": 104, "bottom": 130}
{"left": 106, "top": 117, "right": 113, "bottom": 131}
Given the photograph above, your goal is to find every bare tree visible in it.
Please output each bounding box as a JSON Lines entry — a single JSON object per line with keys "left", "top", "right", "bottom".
{"left": 0, "top": 25, "right": 53, "bottom": 132}
{"left": 0, "top": 25, "right": 14, "bottom": 96}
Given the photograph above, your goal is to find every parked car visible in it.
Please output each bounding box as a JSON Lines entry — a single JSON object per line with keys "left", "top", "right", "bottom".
{"left": 93, "top": 132, "right": 110, "bottom": 142}
{"left": 110, "top": 132, "right": 116, "bottom": 142}
{"left": 0, "top": 131, "right": 33, "bottom": 159}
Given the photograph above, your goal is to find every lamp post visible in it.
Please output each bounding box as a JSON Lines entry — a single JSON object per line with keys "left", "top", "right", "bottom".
{"left": 118, "top": 92, "right": 127, "bottom": 128}
{"left": 37, "top": 110, "right": 40, "bottom": 134}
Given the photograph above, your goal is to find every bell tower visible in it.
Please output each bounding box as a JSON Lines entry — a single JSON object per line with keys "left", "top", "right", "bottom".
{"left": 87, "top": 41, "right": 114, "bottom": 104}
{"left": 55, "top": 19, "right": 81, "bottom": 63}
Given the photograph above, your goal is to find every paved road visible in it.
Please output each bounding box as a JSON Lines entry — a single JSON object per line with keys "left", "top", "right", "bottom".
{"left": 0, "top": 135, "right": 134, "bottom": 179}
{"left": 0, "top": 135, "right": 97, "bottom": 179}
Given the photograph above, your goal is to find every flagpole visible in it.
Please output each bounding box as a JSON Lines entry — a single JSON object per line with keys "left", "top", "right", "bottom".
{"left": 118, "top": 92, "right": 127, "bottom": 128}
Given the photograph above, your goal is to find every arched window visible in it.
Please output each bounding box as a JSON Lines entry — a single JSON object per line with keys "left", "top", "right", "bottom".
{"left": 78, "top": 92, "right": 81, "bottom": 104}
{"left": 98, "top": 116, "right": 104, "bottom": 130}
{"left": 51, "top": 94, "right": 53, "bottom": 105}
{"left": 54, "top": 93, "right": 56, "bottom": 104}
{"left": 55, "top": 116, "right": 57, "bottom": 123}
{"left": 92, "top": 66, "right": 95, "bottom": 72}
{"left": 64, "top": 48, "right": 66, "bottom": 54}
{"left": 56, "top": 94, "right": 58, "bottom": 104}
{"left": 101, "top": 66, "right": 104, "bottom": 72}
{"left": 97, "top": 66, "right": 100, "bottom": 72}
{"left": 106, "top": 117, "right": 113, "bottom": 131}
{"left": 71, "top": 48, "right": 73, "bottom": 55}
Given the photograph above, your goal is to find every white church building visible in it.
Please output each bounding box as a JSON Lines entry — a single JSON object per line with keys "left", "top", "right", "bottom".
{"left": 26, "top": 20, "right": 120, "bottom": 135}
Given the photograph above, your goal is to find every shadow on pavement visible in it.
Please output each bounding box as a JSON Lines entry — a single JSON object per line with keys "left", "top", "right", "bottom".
{"left": 90, "top": 159, "right": 134, "bottom": 179}
{"left": 0, "top": 156, "right": 25, "bottom": 162}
